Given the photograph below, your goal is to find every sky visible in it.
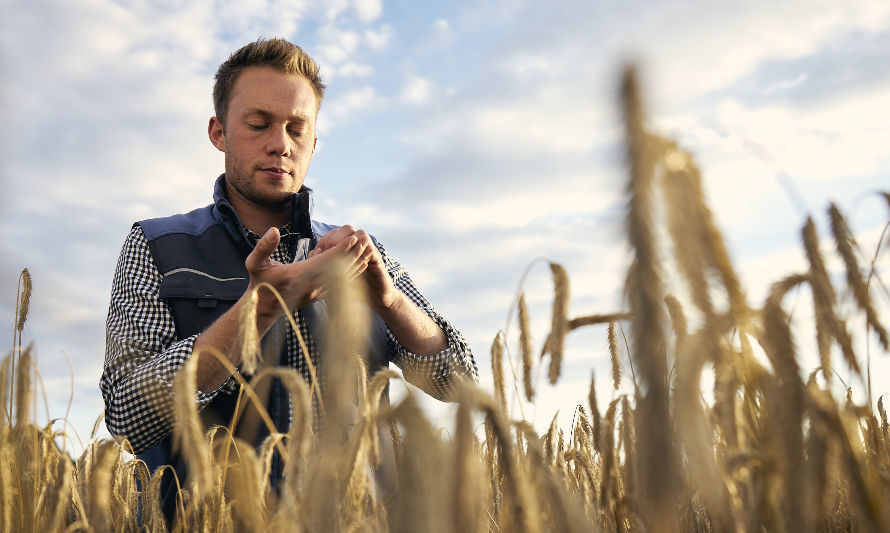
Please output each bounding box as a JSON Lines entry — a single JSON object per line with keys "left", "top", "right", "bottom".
{"left": 1, "top": 0, "right": 889, "bottom": 455}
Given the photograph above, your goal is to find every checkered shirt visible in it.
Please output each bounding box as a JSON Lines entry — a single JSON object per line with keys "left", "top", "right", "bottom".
{"left": 101, "top": 223, "right": 479, "bottom": 454}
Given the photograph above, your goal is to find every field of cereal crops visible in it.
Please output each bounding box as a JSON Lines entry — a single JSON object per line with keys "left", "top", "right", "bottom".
{"left": 2, "top": 68, "right": 889, "bottom": 532}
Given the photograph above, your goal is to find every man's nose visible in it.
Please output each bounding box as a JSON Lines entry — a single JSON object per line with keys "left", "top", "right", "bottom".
{"left": 265, "top": 127, "right": 291, "bottom": 157}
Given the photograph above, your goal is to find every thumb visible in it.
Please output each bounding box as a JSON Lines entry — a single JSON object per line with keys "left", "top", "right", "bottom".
{"left": 246, "top": 227, "right": 280, "bottom": 271}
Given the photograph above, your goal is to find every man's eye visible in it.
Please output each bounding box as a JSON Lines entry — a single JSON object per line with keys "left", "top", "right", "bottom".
{"left": 248, "top": 123, "right": 268, "bottom": 131}
{"left": 288, "top": 127, "right": 303, "bottom": 137}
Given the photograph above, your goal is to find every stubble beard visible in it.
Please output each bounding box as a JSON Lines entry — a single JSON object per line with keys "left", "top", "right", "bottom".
{"left": 224, "top": 155, "right": 294, "bottom": 209}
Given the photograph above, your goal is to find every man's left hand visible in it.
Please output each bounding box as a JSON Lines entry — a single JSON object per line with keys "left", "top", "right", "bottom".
{"left": 309, "top": 225, "right": 398, "bottom": 311}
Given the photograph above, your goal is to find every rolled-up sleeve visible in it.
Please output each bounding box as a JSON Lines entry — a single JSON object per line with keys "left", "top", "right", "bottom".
{"left": 375, "top": 241, "right": 479, "bottom": 400}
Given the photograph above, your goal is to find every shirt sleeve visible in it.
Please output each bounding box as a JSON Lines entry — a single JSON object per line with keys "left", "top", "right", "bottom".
{"left": 374, "top": 240, "right": 479, "bottom": 401}
{"left": 100, "top": 225, "right": 234, "bottom": 454}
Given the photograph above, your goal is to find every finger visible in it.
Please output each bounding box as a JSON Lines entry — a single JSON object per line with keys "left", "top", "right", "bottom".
{"left": 246, "top": 227, "right": 280, "bottom": 271}
{"left": 357, "top": 243, "right": 375, "bottom": 265}
{"left": 315, "top": 235, "right": 359, "bottom": 267}
{"left": 316, "top": 225, "right": 356, "bottom": 249}
{"left": 352, "top": 260, "right": 370, "bottom": 278}
{"left": 352, "top": 231, "right": 382, "bottom": 261}
{"left": 308, "top": 244, "right": 324, "bottom": 258}
{"left": 325, "top": 238, "right": 369, "bottom": 280}
{"left": 343, "top": 250, "right": 372, "bottom": 279}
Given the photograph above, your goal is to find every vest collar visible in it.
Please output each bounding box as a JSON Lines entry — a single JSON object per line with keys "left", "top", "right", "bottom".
{"left": 211, "top": 174, "right": 315, "bottom": 252}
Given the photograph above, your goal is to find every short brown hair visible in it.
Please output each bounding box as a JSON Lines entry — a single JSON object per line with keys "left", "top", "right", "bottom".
{"left": 213, "top": 38, "right": 326, "bottom": 128}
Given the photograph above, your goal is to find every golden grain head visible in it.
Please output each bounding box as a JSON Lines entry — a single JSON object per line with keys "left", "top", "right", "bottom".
{"left": 238, "top": 288, "right": 260, "bottom": 376}
{"left": 548, "top": 262, "right": 570, "bottom": 385}
{"left": 518, "top": 293, "right": 535, "bottom": 403}
{"left": 15, "top": 268, "right": 32, "bottom": 333}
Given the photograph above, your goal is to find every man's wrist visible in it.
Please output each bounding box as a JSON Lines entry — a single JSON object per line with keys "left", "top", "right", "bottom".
{"left": 372, "top": 288, "right": 402, "bottom": 316}
{"left": 235, "top": 289, "right": 275, "bottom": 340}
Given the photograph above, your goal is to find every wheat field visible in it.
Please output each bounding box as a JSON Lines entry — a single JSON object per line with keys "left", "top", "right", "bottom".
{"left": 2, "top": 68, "right": 889, "bottom": 532}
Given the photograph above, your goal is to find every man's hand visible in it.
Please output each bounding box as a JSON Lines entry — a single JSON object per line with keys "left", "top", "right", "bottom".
{"left": 309, "top": 225, "right": 449, "bottom": 357}
{"left": 247, "top": 226, "right": 374, "bottom": 330}
{"left": 193, "top": 225, "right": 374, "bottom": 392}
{"left": 194, "top": 224, "right": 447, "bottom": 393}
{"left": 308, "top": 225, "right": 399, "bottom": 312}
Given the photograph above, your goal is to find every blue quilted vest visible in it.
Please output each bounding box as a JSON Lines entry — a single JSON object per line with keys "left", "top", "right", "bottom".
{"left": 135, "top": 175, "right": 394, "bottom": 522}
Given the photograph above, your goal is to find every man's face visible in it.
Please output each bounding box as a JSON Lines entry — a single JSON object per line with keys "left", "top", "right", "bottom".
{"left": 208, "top": 66, "right": 318, "bottom": 208}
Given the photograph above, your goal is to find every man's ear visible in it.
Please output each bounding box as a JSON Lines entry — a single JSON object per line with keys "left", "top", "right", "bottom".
{"left": 208, "top": 117, "right": 226, "bottom": 152}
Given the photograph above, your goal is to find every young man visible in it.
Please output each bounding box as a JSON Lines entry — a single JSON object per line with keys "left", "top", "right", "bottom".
{"left": 100, "top": 38, "right": 478, "bottom": 519}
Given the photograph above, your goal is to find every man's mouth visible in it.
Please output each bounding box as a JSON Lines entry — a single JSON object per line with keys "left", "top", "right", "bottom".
{"left": 259, "top": 167, "right": 291, "bottom": 176}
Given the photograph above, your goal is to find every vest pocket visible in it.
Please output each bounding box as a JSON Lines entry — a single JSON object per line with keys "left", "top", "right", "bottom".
{"left": 159, "top": 270, "right": 248, "bottom": 338}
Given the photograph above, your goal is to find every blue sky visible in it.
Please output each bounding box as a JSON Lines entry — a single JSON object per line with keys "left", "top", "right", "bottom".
{"left": 1, "top": 0, "right": 888, "bottom": 454}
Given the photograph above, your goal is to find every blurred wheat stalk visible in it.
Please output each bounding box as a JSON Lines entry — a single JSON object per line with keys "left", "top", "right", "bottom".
{"left": 2, "top": 67, "right": 889, "bottom": 532}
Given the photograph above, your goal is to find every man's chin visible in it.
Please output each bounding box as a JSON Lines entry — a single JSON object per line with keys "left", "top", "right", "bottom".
{"left": 226, "top": 177, "right": 295, "bottom": 209}
{"left": 252, "top": 193, "right": 294, "bottom": 209}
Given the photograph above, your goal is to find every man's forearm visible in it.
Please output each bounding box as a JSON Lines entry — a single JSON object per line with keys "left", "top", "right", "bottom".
{"left": 374, "top": 291, "right": 448, "bottom": 356}
{"left": 192, "top": 293, "right": 277, "bottom": 393}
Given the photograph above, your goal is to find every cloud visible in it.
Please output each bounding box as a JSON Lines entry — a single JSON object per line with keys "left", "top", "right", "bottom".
{"left": 399, "top": 76, "right": 433, "bottom": 105}
{"left": 433, "top": 19, "right": 455, "bottom": 45}
{"left": 316, "top": 85, "right": 382, "bottom": 132}
{"left": 336, "top": 61, "right": 374, "bottom": 77}
{"left": 762, "top": 73, "right": 810, "bottom": 94}
{"left": 324, "top": 0, "right": 351, "bottom": 21}
{"left": 638, "top": 2, "right": 890, "bottom": 102}
{"left": 317, "top": 25, "right": 361, "bottom": 64}
{"left": 353, "top": 0, "right": 383, "bottom": 23}
{"left": 706, "top": 86, "right": 890, "bottom": 181}
{"left": 365, "top": 24, "right": 393, "bottom": 49}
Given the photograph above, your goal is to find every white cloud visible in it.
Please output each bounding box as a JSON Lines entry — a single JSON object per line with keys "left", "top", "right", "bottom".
{"left": 353, "top": 0, "right": 382, "bottom": 23}
{"left": 318, "top": 32, "right": 359, "bottom": 64}
{"left": 426, "top": 180, "right": 618, "bottom": 232}
{"left": 215, "top": 0, "right": 308, "bottom": 42}
{"left": 650, "top": 74, "right": 890, "bottom": 242}
{"left": 614, "top": 1, "right": 890, "bottom": 103}
{"left": 317, "top": 85, "right": 381, "bottom": 132}
{"left": 315, "top": 22, "right": 371, "bottom": 66}
{"left": 471, "top": 101, "right": 606, "bottom": 155}
{"left": 324, "top": 0, "right": 350, "bottom": 21}
{"left": 400, "top": 83, "right": 617, "bottom": 162}
{"left": 337, "top": 61, "right": 374, "bottom": 77}
{"left": 762, "top": 73, "right": 809, "bottom": 94}
{"left": 434, "top": 18, "right": 454, "bottom": 44}
{"left": 365, "top": 24, "right": 393, "bottom": 49}
{"left": 400, "top": 76, "right": 433, "bottom": 105}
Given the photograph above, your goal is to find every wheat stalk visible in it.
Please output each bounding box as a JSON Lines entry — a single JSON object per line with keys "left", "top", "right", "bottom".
{"left": 621, "top": 65, "right": 681, "bottom": 531}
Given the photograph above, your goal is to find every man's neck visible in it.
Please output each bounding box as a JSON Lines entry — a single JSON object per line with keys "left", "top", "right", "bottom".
{"left": 224, "top": 183, "right": 292, "bottom": 235}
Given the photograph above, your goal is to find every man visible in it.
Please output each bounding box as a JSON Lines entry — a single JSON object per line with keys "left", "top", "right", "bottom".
{"left": 100, "top": 38, "right": 478, "bottom": 519}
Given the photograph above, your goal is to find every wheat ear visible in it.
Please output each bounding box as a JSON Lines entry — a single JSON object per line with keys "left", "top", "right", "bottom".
{"left": 588, "top": 371, "right": 602, "bottom": 453}
{"left": 803, "top": 217, "right": 861, "bottom": 378}
{"left": 518, "top": 293, "right": 535, "bottom": 402}
{"left": 828, "top": 203, "right": 889, "bottom": 351}
{"left": 547, "top": 262, "right": 570, "bottom": 384}
{"left": 491, "top": 333, "right": 507, "bottom": 410}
